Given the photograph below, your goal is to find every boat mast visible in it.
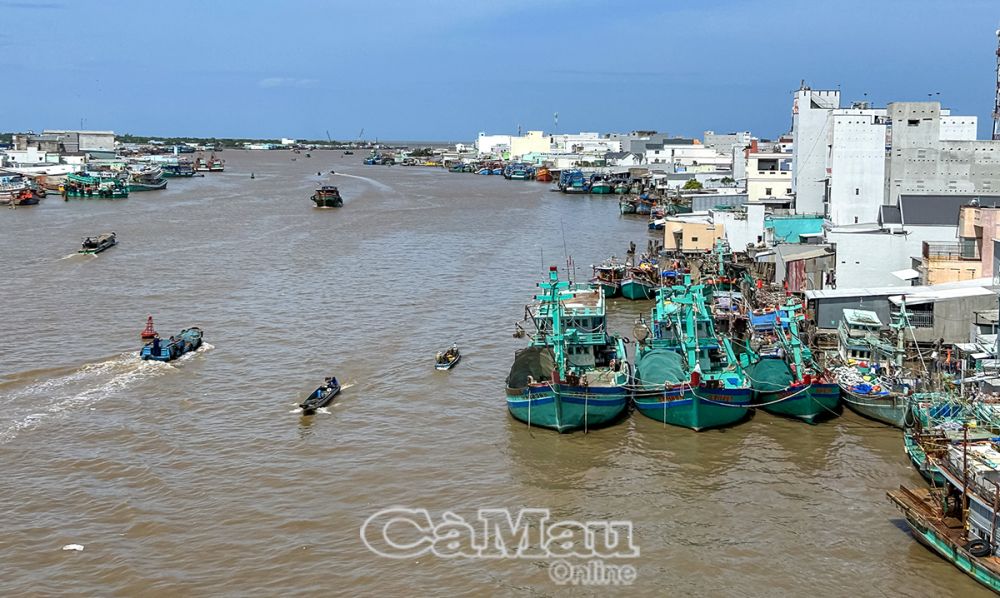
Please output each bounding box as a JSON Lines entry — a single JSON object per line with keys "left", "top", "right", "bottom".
{"left": 535, "top": 266, "right": 573, "bottom": 380}
{"left": 781, "top": 298, "right": 807, "bottom": 382}
{"left": 892, "top": 297, "right": 911, "bottom": 369}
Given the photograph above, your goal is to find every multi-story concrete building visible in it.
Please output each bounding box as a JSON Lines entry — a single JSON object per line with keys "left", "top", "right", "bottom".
{"left": 475, "top": 132, "right": 512, "bottom": 156}
{"left": 826, "top": 109, "right": 888, "bottom": 225}
{"left": 745, "top": 140, "right": 793, "bottom": 204}
{"left": 703, "top": 130, "right": 752, "bottom": 156}
{"left": 509, "top": 130, "right": 550, "bottom": 159}
{"left": 791, "top": 87, "right": 840, "bottom": 216}
{"left": 884, "top": 102, "right": 995, "bottom": 203}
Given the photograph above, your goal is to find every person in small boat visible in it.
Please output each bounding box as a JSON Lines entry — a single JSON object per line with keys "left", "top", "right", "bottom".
{"left": 151, "top": 334, "right": 161, "bottom": 355}
{"left": 436, "top": 351, "right": 444, "bottom": 364}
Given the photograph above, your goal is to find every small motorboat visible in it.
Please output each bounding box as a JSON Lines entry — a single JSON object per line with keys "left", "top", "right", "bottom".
{"left": 300, "top": 377, "right": 341, "bottom": 415}
{"left": 79, "top": 232, "right": 117, "bottom": 254}
{"left": 140, "top": 327, "right": 203, "bottom": 362}
{"left": 435, "top": 344, "right": 461, "bottom": 371}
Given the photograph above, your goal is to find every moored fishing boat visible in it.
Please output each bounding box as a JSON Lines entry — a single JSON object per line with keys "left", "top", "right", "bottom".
{"left": 559, "top": 169, "right": 589, "bottom": 194}
{"left": 140, "top": 327, "right": 203, "bottom": 361}
{"left": 590, "top": 259, "right": 626, "bottom": 298}
{"left": 311, "top": 185, "right": 343, "bottom": 207}
{"left": 509, "top": 164, "right": 534, "bottom": 180}
{"left": 744, "top": 299, "right": 840, "bottom": 423}
{"left": 505, "top": 267, "right": 630, "bottom": 433}
{"left": 833, "top": 307, "right": 914, "bottom": 428}
{"left": 620, "top": 260, "right": 658, "bottom": 300}
{"left": 631, "top": 278, "right": 752, "bottom": 431}
{"left": 127, "top": 165, "right": 168, "bottom": 191}
{"left": 78, "top": 232, "right": 116, "bottom": 254}
{"left": 535, "top": 167, "right": 553, "bottom": 182}
{"left": 10, "top": 188, "right": 40, "bottom": 206}
{"left": 589, "top": 175, "right": 613, "bottom": 194}
{"left": 619, "top": 196, "right": 638, "bottom": 214}
{"left": 162, "top": 163, "right": 196, "bottom": 177}
{"left": 62, "top": 172, "right": 129, "bottom": 199}
{"left": 888, "top": 440, "right": 1000, "bottom": 593}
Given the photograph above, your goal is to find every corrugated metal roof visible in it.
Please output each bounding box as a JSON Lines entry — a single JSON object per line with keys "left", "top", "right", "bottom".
{"left": 888, "top": 286, "right": 994, "bottom": 306}
{"left": 776, "top": 244, "right": 833, "bottom": 262}
{"left": 804, "top": 277, "right": 997, "bottom": 300}
{"left": 880, "top": 204, "right": 902, "bottom": 225}
{"left": 899, "top": 194, "right": 1000, "bottom": 226}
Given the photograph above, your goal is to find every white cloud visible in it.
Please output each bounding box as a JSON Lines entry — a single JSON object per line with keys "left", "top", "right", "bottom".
{"left": 258, "top": 77, "right": 319, "bottom": 89}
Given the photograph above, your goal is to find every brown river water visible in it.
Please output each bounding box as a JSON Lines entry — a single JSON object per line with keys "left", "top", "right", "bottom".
{"left": 0, "top": 151, "right": 990, "bottom": 596}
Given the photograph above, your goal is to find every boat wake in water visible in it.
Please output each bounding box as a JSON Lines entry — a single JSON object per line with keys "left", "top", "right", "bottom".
{"left": 329, "top": 172, "right": 393, "bottom": 192}
{"left": 0, "top": 344, "right": 213, "bottom": 444}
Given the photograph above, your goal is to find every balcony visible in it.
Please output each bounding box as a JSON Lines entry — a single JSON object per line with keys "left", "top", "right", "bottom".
{"left": 922, "top": 241, "right": 979, "bottom": 261}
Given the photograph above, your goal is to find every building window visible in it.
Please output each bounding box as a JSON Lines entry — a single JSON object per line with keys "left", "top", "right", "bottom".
{"left": 855, "top": 188, "right": 860, "bottom": 195}
{"left": 908, "top": 120, "right": 919, "bottom": 126}
{"left": 786, "top": 188, "right": 792, "bottom": 194}
{"left": 691, "top": 237, "right": 699, "bottom": 242}
{"left": 765, "top": 188, "right": 772, "bottom": 195}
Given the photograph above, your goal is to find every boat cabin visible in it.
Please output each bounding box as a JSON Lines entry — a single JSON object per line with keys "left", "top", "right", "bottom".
{"left": 532, "top": 285, "right": 611, "bottom": 369}
{"left": 942, "top": 442, "right": 1000, "bottom": 555}
{"left": 837, "top": 308, "right": 885, "bottom": 362}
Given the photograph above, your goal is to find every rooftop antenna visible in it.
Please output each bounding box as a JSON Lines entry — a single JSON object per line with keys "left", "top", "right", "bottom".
{"left": 994, "top": 28, "right": 1000, "bottom": 140}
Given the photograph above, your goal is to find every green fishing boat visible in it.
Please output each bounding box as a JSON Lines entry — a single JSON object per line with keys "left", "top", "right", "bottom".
{"left": 620, "top": 260, "right": 658, "bottom": 300}
{"left": 62, "top": 172, "right": 129, "bottom": 199}
{"left": 632, "top": 277, "right": 752, "bottom": 431}
{"left": 833, "top": 304, "right": 916, "bottom": 428}
{"left": 590, "top": 180, "right": 613, "bottom": 194}
{"left": 590, "top": 259, "right": 626, "bottom": 298}
{"left": 505, "top": 267, "right": 630, "bottom": 433}
{"left": 744, "top": 299, "right": 840, "bottom": 423}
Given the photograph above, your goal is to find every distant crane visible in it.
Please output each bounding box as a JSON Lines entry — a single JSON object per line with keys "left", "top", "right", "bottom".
{"left": 326, "top": 130, "right": 332, "bottom": 143}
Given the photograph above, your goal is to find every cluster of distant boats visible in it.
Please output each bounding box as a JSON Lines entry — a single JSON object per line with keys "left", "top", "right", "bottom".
{"left": 0, "top": 153, "right": 225, "bottom": 206}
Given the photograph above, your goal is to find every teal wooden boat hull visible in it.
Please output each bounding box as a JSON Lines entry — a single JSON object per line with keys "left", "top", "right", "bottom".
{"left": 755, "top": 383, "right": 840, "bottom": 424}
{"left": 506, "top": 383, "right": 628, "bottom": 433}
{"left": 128, "top": 180, "right": 168, "bottom": 191}
{"left": 839, "top": 385, "right": 909, "bottom": 428}
{"left": 620, "top": 278, "right": 654, "bottom": 300}
{"left": 590, "top": 184, "right": 613, "bottom": 194}
{"left": 633, "top": 387, "right": 752, "bottom": 431}
{"left": 592, "top": 281, "right": 619, "bottom": 298}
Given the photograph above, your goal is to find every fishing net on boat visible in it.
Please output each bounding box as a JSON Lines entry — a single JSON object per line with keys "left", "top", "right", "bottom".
{"left": 634, "top": 349, "right": 687, "bottom": 390}
{"left": 745, "top": 358, "right": 793, "bottom": 392}
{"left": 506, "top": 347, "right": 556, "bottom": 389}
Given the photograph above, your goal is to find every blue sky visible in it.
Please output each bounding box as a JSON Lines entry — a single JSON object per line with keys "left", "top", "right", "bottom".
{"left": 2, "top": 0, "right": 997, "bottom": 141}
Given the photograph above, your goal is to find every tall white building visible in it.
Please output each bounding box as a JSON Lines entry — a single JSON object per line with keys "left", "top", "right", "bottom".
{"left": 791, "top": 87, "right": 840, "bottom": 216}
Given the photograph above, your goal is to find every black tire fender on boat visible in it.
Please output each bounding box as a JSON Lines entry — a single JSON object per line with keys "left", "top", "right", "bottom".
{"left": 966, "top": 539, "right": 992, "bottom": 558}
{"left": 621, "top": 336, "right": 631, "bottom": 344}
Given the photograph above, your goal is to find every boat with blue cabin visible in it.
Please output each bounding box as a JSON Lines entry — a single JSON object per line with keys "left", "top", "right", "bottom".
{"left": 140, "top": 327, "right": 203, "bottom": 361}
{"left": 505, "top": 267, "right": 630, "bottom": 433}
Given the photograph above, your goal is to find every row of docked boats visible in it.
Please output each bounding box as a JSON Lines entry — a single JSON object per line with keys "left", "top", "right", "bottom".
{"left": 557, "top": 170, "right": 637, "bottom": 194}
{"left": 504, "top": 257, "right": 1000, "bottom": 591}
{"left": 504, "top": 267, "right": 851, "bottom": 433}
